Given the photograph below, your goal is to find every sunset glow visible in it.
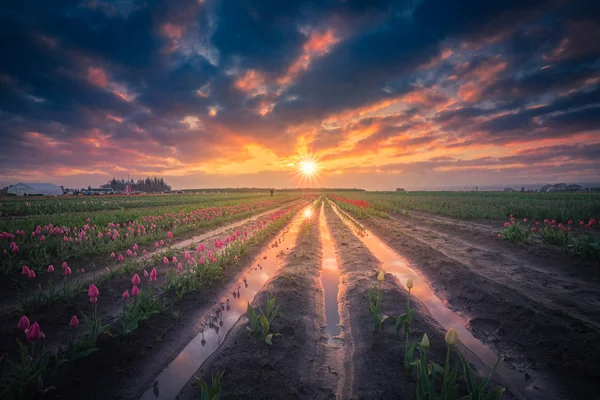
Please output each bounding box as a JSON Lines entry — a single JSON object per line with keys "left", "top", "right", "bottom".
{"left": 0, "top": 1, "right": 598, "bottom": 190}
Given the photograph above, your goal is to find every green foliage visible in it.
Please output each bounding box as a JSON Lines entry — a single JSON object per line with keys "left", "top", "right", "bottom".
{"left": 194, "top": 370, "right": 225, "bottom": 400}
{"left": 368, "top": 281, "right": 389, "bottom": 331}
{"left": 0, "top": 341, "right": 51, "bottom": 400}
{"left": 459, "top": 354, "right": 505, "bottom": 400}
{"left": 500, "top": 223, "right": 531, "bottom": 243}
{"left": 245, "top": 294, "right": 281, "bottom": 345}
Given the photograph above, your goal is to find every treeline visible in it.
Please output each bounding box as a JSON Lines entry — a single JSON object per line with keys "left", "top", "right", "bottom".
{"left": 101, "top": 177, "right": 172, "bottom": 193}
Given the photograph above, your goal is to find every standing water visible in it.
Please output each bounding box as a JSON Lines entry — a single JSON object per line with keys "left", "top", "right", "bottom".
{"left": 319, "top": 203, "right": 342, "bottom": 344}
{"left": 141, "top": 206, "right": 312, "bottom": 400}
{"left": 330, "top": 204, "right": 554, "bottom": 400}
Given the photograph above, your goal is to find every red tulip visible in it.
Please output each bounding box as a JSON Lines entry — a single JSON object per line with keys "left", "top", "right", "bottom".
{"left": 18, "top": 316, "right": 30, "bottom": 331}
{"left": 132, "top": 273, "right": 141, "bottom": 286}
{"left": 167, "top": 232, "right": 173, "bottom": 239}
{"left": 65, "top": 267, "right": 72, "bottom": 276}
{"left": 132, "top": 286, "right": 140, "bottom": 296}
{"left": 69, "top": 315, "right": 79, "bottom": 328}
{"left": 88, "top": 284, "right": 100, "bottom": 298}
{"left": 28, "top": 269, "right": 36, "bottom": 279}
{"left": 149, "top": 268, "right": 157, "bottom": 282}
{"left": 25, "top": 322, "right": 44, "bottom": 341}
{"left": 21, "top": 266, "right": 30, "bottom": 276}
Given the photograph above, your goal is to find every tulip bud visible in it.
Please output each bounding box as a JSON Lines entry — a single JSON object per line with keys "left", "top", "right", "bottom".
{"left": 420, "top": 333, "right": 430, "bottom": 349}
{"left": 407, "top": 279, "right": 413, "bottom": 289}
{"left": 122, "top": 290, "right": 130, "bottom": 300}
{"left": 47, "top": 265, "right": 55, "bottom": 273}
{"left": 132, "top": 285, "right": 140, "bottom": 296}
{"left": 445, "top": 328, "right": 458, "bottom": 346}
{"left": 132, "top": 273, "right": 141, "bottom": 286}
{"left": 18, "top": 315, "right": 30, "bottom": 331}
{"left": 377, "top": 270, "right": 385, "bottom": 281}
{"left": 69, "top": 315, "right": 79, "bottom": 328}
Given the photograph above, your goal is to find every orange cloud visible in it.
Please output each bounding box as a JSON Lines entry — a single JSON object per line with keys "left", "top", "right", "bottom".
{"left": 87, "top": 67, "right": 108, "bottom": 88}
{"left": 458, "top": 82, "right": 482, "bottom": 102}
{"left": 160, "top": 23, "right": 183, "bottom": 39}
{"left": 278, "top": 29, "right": 339, "bottom": 86}
{"left": 234, "top": 70, "right": 266, "bottom": 94}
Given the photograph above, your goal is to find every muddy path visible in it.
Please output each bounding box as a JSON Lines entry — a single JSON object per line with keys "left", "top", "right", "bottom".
{"left": 39, "top": 204, "right": 309, "bottom": 400}
{"left": 178, "top": 203, "right": 347, "bottom": 400}
{"left": 359, "top": 212, "right": 600, "bottom": 399}
{"left": 323, "top": 204, "right": 464, "bottom": 399}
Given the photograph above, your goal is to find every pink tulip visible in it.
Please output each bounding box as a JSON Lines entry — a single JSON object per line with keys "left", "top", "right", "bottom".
{"left": 149, "top": 268, "right": 157, "bottom": 282}
{"left": 47, "top": 265, "right": 54, "bottom": 273}
{"left": 28, "top": 269, "right": 36, "bottom": 279}
{"left": 160, "top": 240, "right": 165, "bottom": 246}
{"left": 21, "top": 266, "right": 30, "bottom": 276}
{"left": 132, "top": 273, "right": 141, "bottom": 286}
{"left": 80, "top": 268, "right": 85, "bottom": 273}
{"left": 177, "top": 263, "right": 183, "bottom": 272}
{"left": 568, "top": 220, "right": 573, "bottom": 225}
{"left": 497, "top": 234, "right": 501, "bottom": 239}
{"left": 167, "top": 232, "right": 173, "bottom": 239}
{"left": 90, "top": 297, "right": 98, "bottom": 304}
{"left": 531, "top": 227, "right": 537, "bottom": 232}
{"left": 132, "top": 286, "right": 140, "bottom": 296}
{"left": 197, "top": 243, "right": 205, "bottom": 252}
{"left": 62, "top": 261, "right": 68, "bottom": 269}
{"left": 40, "top": 235, "right": 45, "bottom": 241}
{"left": 65, "top": 267, "right": 72, "bottom": 276}
{"left": 133, "top": 243, "right": 138, "bottom": 251}
{"left": 122, "top": 290, "right": 130, "bottom": 300}
{"left": 172, "top": 256, "right": 177, "bottom": 263}
{"left": 69, "top": 315, "right": 79, "bottom": 328}
{"left": 155, "top": 242, "right": 159, "bottom": 248}
{"left": 523, "top": 218, "right": 527, "bottom": 222}
{"left": 18, "top": 316, "right": 30, "bottom": 331}
{"left": 25, "top": 321, "right": 44, "bottom": 341}
{"left": 199, "top": 256, "right": 205, "bottom": 265}
{"left": 88, "top": 284, "right": 100, "bottom": 298}
{"left": 185, "top": 251, "right": 190, "bottom": 260}
{"left": 142, "top": 249, "right": 147, "bottom": 255}
{"left": 127, "top": 249, "right": 133, "bottom": 256}
{"left": 118, "top": 254, "right": 124, "bottom": 261}
{"left": 163, "top": 257, "right": 169, "bottom": 264}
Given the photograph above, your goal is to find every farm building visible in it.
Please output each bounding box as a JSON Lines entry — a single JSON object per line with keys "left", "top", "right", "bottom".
{"left": 7, "top": 183, "right": 63, "bottom": 196}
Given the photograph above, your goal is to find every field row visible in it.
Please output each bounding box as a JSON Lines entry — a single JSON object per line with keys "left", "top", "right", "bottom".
{"left": 0, "top": 193, "right": 274, "bottom": 217}
{"left": 331, "top": 191, "right": 600, "bottom": 222}
{"left": 0, "top": 200, "right": 308, "bottom": 399}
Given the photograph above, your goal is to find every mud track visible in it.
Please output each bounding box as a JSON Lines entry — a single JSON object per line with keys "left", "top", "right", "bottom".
{"left": 33, "top": 204, "right": 307, "bottom": 399}
{"left": 360, "top": 211, "right": 600, "bottom": 399}
{"left": 179, "top": 204, "right": 346, "bottom": 399}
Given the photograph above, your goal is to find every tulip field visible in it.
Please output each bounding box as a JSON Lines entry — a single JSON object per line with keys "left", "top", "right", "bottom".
{"left": 1, "top": 191, "right": 600, "bottom": 399}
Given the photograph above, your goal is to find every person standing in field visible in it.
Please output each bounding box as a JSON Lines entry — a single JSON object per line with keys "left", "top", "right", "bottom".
{"left": 270, "top": 189, "right": 274, "bottom": 197}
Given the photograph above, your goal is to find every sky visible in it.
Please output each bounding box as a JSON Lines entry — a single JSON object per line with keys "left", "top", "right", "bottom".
{"left": 1, "top": 0, "right": 599, "bottom": 190}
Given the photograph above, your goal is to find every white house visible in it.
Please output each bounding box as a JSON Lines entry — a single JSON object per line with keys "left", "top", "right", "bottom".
{"left": 7, "top": 183, "right": 64, "bottom": 196}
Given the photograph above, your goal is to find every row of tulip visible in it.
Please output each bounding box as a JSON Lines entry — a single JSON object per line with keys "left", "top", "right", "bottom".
{"left": 328, "top": 195, "right": 389, "bottom": 219}
{"left": 0, "top": 192, "right": 271, "bottom": 217}
{"left": 1, "top": 202, "right": 303, "bottom": 399}
{"left": 499, "top": 215, "right": 599, "bottom": 259}
{"left": 370, "top": 272, "right": 505, "bottom": 399}
{"left": 1, "top": 197, "right": 293, "bottom": 276}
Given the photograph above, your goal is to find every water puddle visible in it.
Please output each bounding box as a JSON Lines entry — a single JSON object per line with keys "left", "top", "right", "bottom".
{"left": 330, "top": 204, "right": 551, "bottom": 400}
{"left": 140, "top": 206, "right": 313, "bottom": 400}
{"left": 319, "top": 203, "right": 342, "bottom": 345}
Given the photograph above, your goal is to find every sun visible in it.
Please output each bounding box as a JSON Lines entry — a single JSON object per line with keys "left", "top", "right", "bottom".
{"left": 299, "top": 160, "right": 317, "bottom": 177}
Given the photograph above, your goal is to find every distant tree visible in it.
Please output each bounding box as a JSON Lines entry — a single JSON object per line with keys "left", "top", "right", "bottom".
{"left": 520, "top": 186, "right": 525, "bottom": 192}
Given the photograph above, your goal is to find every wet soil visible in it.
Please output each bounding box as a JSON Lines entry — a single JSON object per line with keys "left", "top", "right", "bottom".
{"left": 322, "top": 205, "right": 459, "bottom": 399}
{"left": 178, "top": 206, "right": 343, "bottom": 400}
{"left": 8, "top": 206, "right": 305, "bottom": 400}
{"left": 360, "top": 211, "right": 600, "bottom": 399}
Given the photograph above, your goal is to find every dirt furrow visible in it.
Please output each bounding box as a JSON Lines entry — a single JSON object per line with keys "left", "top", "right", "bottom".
{"left": 178, "top": 204, "right": 341, "bottom": 399}
{"left": 374, "top": 215, "right": 600, "bottom": 330}
{"left": 359, "top": 214, "right": 600, "bottom": 399}
{"left": 324, "top": 205, "right": 458, "bottom": 399}
{"left": 27, "top": 206, "right": 306, "bottom": 399}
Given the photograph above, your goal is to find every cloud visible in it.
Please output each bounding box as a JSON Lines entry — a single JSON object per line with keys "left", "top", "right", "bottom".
{"left": 0, "top": 0, "right": 599, "bottom": 189}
